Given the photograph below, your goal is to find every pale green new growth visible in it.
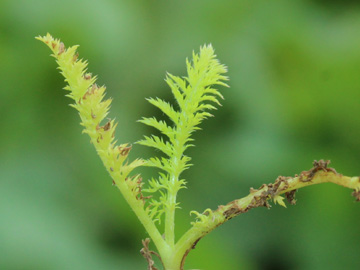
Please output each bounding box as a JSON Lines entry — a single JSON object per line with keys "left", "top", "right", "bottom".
{"left": 35, "top": 34, "right": 167, "bottom": 259}
{"left": 38, "top": 34, "right": 360, "bottom": 270}
{"left": 37, "top": 34, "right": 229, "bottom": 269}
{"left": 138, "top": 46, "right": 228, "bottom": 247}
{"left": 35, "top": 34, "right": 143, "bottom": 178}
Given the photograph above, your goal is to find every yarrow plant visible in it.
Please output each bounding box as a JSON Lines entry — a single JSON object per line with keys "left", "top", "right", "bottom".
{"left": 37, "top": 33, "right": 360, "bottom": 270}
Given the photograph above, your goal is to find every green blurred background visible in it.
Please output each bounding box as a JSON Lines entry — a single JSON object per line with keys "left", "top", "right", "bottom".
{"left": 1, "top": 0, "right": 360, "bottom": 269}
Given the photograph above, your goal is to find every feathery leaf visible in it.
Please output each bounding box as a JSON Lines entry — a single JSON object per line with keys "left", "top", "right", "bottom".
{"left": 138, "top": 44, "right": 228, "bottom": 224}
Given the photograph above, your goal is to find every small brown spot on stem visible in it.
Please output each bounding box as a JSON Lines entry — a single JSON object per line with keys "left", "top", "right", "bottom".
{"left": 267, "top": 176, "right": 290, "bottom": 196}
{"left": 119, "top": 145, "right": 132, "bottom": 156}
{"left": 352, "top": 190, "right": 360, "bottom": 201}
{"left": 223, "top": 191, "right": 271, "bottom": 220}
{"left": 91, "top": 84, "right": 98, "bottom": 91}
{"left": 73, "top": 52, "right": 79, "bottom": 62}
{"left": 83, "top": 84, "right": 97, "bottom": 100}
{"left": 300, "top": 160, "right": 337, "bottom": 182}
{"left": 51, "top": 42, "right": 56, "bottom": 49}
{"left": 58, "top": 42, "right": 65, "bottom": 55}
{"left": 285, "top": 189, "right": 297, "bottom": 205}
{"left": 103, "top": 121, "right": 111, "bottom": 131}
{"left": 84, "top": 73, "right": 92, "bottom": 80}
{"left": 96, "top": 134, "right": 103, "bottom": 143}
{"left": 180, "top": 238, "right": 201, "bottom": 270}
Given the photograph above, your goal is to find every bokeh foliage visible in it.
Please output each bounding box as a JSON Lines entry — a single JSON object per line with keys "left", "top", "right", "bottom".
{"left": 1, "top": 0, "right": 360, "bottom": 269}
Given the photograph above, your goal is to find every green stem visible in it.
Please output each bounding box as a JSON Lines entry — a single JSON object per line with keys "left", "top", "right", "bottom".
{"left": 165, "top": 173, "right": 177, "bottom": 247}
{"left": 37, "top": 34, "right": 169, "bottom": 259}
{"left": 165, "top": 123, "right": 185, "bottom": 247}
{"left": 111, "top": 171, "right": 169, "bottom": 255}
{"left": 174, "top": 162, "right": 360, "bottom": 270}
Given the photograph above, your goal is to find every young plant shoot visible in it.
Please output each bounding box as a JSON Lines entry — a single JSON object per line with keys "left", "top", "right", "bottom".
{"left": 37, "top": 34, "right": 360, "bottom": 270}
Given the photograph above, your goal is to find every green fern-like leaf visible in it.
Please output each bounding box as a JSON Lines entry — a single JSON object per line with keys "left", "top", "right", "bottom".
{"left": 138, "top": 45, "right": 228, "bottom": 224}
